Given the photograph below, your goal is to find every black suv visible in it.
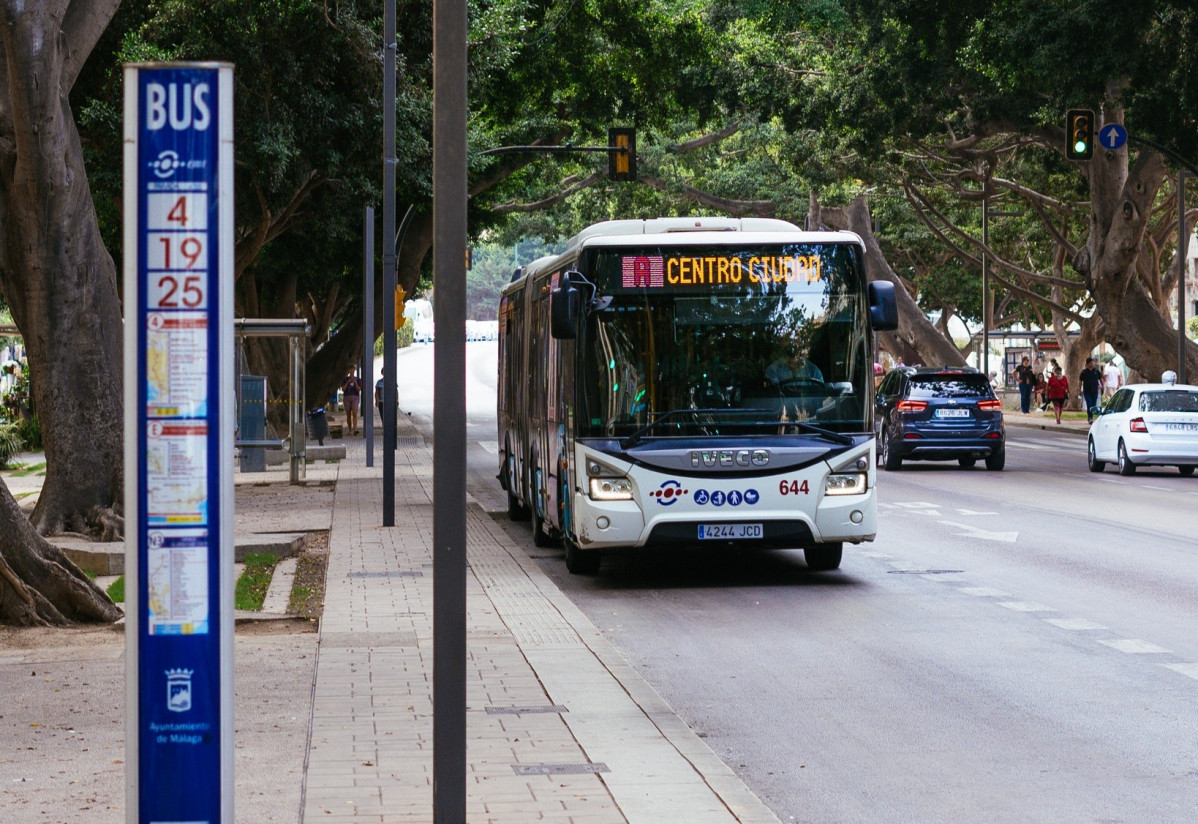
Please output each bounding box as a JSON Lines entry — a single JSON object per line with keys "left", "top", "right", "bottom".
{"left": 875, "top": 366, "right": 1005, "bottom": 471}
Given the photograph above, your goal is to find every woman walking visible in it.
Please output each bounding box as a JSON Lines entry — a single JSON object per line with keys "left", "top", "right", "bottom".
{"left": 1046, "top": 366, "right": 1069, "bottom": 424}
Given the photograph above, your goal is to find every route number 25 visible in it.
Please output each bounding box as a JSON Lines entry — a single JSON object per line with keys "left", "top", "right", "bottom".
{"left": 156, "top": 274, "right": 204, "bottom": 308}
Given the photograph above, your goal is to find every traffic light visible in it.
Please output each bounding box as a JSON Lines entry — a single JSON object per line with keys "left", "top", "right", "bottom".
{"left": 1065, "top": 109, "right": 1094, "bottom": 160}
{"left": 394, "top": 285, "right": 406, "bottom": 328}
{"left": 608, "top": 127, "right": 636, "bottom": 181}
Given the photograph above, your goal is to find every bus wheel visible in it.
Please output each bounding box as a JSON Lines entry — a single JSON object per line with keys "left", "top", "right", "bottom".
{"left": 533, "top": 513, "right": 557, "bottom": 547}
{"left": 565, "top": 539, "right": 600, "bottom": 575}
{"left": 804, "top": 543, "right": 843, "bottom": 572}
{"left": 507, "top": 486, "right": 530, "bottom": 521}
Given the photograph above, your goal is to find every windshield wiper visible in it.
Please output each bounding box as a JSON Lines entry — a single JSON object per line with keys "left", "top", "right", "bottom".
{"left": 784, "top": 420, "right": 855, "bottom": 446}
{"left": 619, "top": 409, "right": 855, "bottom": 449}
{"left": 620, "top": 408, "right": 723, "bottom": 449}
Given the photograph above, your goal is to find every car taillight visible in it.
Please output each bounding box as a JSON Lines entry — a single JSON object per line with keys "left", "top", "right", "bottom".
{"left": 1129, "top": 417, "right": 1148, "bottom": 433}
{"left": 896, "top": 400, "right": 928, "bottom": 412}
{"left": 977, "top": 399, "right": 1003, "bottom": 411}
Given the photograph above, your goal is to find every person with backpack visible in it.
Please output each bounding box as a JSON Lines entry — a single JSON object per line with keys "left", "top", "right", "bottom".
{"left": 1046, "top": 365, "right": 1069, "bottom": 424}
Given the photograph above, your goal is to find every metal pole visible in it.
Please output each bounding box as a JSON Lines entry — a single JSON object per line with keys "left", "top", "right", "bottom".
{"left": 433, "top": 0, "right": 468, "bottom": 818}
{"left": 382, "top": 0, "right": 397, "bottom": 526}
{"left": 1179, "top": 170, "right": 1189, "bottom": 384}
{"left": 364, "top": 206, "right": 375, "bottom": 467}
{"left": 982, "top": 179, "right": 990, "bottom": 379}
{"left": 290, "top": 333, "right": 305, "bottom": 484}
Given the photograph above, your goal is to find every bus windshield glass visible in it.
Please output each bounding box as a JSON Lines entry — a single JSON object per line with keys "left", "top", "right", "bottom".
{"left": 576, "top": 242, "right": 871, "bottom": 440}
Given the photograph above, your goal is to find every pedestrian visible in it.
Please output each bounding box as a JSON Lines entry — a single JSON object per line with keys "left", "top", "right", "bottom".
{"left": 341, "top": 364, "right": 363, "bottom": 436}
{"left": 1046, "top": 365, "right": 1069, "bottom": 424}
{"left": 1013, "top": 356, "right": 1036, "bottom": 413}
{"left": 1034, "top": 372, "right": 1049, "bottom": 411}
{"left": 1102, "top": 359, "right": 1123, "bottom": 399}
{"left": 1079, "top": 357, "right": 1103, "bottom": 422}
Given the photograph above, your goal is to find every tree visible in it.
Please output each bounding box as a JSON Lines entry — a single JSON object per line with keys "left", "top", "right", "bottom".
{"left": 0, "top": 1, "right": 124, "bottom": 624}
{"left": 789, "top": 0, "right": 1198, "bottom": 381}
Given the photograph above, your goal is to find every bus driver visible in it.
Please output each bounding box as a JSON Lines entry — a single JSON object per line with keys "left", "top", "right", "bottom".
{"left": 765, "top": 341, "right": 824, "bottom": 387}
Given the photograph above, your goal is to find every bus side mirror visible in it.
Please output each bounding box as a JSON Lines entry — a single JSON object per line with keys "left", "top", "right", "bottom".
{"left": 868, "top": 280, "right": 899, "bottom": 331}
{"left": 551, "top": 280, "right": 580, "bottom": 339}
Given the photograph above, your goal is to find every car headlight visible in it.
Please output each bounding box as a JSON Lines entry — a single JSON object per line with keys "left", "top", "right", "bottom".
{"left": 589, "top": 476, "right": 634, "bottom": 501}
{"left": 824, "top": 473, "right": 867, "bottom": 496}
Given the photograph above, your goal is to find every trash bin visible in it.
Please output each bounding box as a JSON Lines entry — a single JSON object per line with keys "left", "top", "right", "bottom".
{"left": 307, "top": 407, "right": 329, "bottom": 446}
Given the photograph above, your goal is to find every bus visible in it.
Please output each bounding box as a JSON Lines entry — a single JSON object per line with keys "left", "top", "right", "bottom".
{"left": 497, "top": 217, "right": 898, "bottom": 573}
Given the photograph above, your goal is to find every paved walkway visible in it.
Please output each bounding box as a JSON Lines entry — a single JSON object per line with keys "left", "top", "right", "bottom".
{"left": 301, "top": 424, "right": 780, "bottom": 823}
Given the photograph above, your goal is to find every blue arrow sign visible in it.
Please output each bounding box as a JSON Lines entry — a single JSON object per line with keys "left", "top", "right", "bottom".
{"left": 1099, "top": 124, "right": 1128, "bottom": 150}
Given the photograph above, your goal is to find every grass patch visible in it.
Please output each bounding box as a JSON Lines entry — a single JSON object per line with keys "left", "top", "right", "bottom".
{"left": 11, "top": 461, "right": 46, "bottom": 476}
{"left": 107, "top": 576, "right": 125, "bottom": 603}
{"left": 235, "top": 553, "right": 279, "bottom": 611}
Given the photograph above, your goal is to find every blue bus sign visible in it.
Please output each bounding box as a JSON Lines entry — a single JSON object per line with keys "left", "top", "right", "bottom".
{"left": 123, "top": 63, "right": 235, "bottom": 824}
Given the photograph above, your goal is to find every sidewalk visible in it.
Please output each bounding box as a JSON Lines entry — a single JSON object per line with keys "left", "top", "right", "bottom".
{"left": 1002, "top": 408, "right": 1091, "bottom": 436}
{"left": 304, "top": 418, "right": 781, "bottom": 823}
{"left": 0, "top": 418, "right": 782, "bottom": 823}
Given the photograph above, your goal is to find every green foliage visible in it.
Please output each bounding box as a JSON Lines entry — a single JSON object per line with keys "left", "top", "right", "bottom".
{"left": 0, "top": 423, "right": 21, "bottom": 469}
{"left": 467, "top": 238, "right": 563, "bottom": 320}
{"left": 14, "top": 415, "right": 42, "bottom": 452}
{"left": 235, "top": 553, "right": 279, "bottom": 611}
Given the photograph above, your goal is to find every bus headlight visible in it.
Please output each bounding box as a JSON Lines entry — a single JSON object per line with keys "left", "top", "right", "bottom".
{"left": 824, "top": 473, "right": 867, "bottom": 496}
{"left": 589, "top": 476, "right": 634, "bottom": 501}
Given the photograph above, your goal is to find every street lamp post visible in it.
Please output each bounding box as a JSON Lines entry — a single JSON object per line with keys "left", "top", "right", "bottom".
{"left": 980, "top": 180, "right": 1021, "bottom": 381}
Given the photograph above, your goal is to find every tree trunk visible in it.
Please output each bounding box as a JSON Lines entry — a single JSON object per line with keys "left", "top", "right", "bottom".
{"left": 0, "top": 2, "right": 124, "bottom": 538}
{"left": 1081, "top": 119, "right": 1198, "bottom": 382}
{"left": 0, "top": 479, "right": 121, "bottom": 626}
{"left": 816, "top": 195, "right": 967, "bottom": 368}
{"left": 0, "top": 2, "right": 124, "bottom": 624}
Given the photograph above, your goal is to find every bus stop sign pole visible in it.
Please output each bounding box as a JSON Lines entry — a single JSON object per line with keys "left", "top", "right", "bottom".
{"left": 123, "top": 62, "right": 236, "bottom": 823}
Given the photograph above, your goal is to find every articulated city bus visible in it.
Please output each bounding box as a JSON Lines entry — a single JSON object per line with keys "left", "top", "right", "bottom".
{"left": 497, "top": 217, "right": 898, "bottom": 573}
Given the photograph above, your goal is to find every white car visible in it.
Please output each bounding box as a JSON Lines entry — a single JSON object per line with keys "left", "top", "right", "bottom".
{"left": 1087, "top": 383, "right": 1198, "bottom": 476}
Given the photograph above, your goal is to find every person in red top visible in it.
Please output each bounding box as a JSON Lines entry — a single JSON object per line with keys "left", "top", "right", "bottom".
{"left": 1046, "top": 365, "right": 1069, "bottom": 424}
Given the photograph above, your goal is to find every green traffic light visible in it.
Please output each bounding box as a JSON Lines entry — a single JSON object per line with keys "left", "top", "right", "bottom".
{"left": 1074, "top": 140, "right": 1088, "bottom": 154}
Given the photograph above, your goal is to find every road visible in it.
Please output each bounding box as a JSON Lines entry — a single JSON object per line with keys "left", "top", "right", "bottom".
{"left": 402, "top": 341, "right": 1198, "bottom": 823}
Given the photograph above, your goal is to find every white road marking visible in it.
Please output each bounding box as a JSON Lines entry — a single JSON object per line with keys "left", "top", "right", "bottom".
{"left": 1043, "top": 617, "right": 1108, "bottom": 631}
{"left": 1099, "top": 639, "right": 1172, "bottom": 654}
{"left": 955, "top": 508, "right": 998, "bottom": 515}
{"left": 958, "top": 587, "right": 1011, "bottom": 597}
{"left": 998, "top": 601, "right": 1056, "bottom": 612}
{"left": 1163, "top": 663, "right": 1198, "bottom": 680}
{"left": 890, "top": 502, "right": 940, "bottom": 509}
{"left": 938, "top": 520, "right": 1019, "bottom": 542}
{"left": 477, "top": 440, "right": 499, "bottom": 454}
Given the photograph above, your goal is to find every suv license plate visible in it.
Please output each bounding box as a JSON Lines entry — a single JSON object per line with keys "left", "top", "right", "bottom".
{"left": 936, "top": 408, "right": 970, "bottom": 418}
{"left": 698, "top": 523, "right": 763, "bottom": 540}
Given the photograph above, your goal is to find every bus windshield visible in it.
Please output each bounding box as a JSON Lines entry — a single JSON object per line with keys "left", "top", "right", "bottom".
{"left": 575, "top": 242, "right": 872, "bottom": 440}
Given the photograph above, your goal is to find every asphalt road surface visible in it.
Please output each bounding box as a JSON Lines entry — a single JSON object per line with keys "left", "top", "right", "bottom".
{"left": 404, "top": 341, "right": 1198, "bottom": 824}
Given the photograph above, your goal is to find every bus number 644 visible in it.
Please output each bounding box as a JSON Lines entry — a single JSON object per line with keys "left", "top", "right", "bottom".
{"left": 779, "top": 479, "right": 809, "bottom": 495}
